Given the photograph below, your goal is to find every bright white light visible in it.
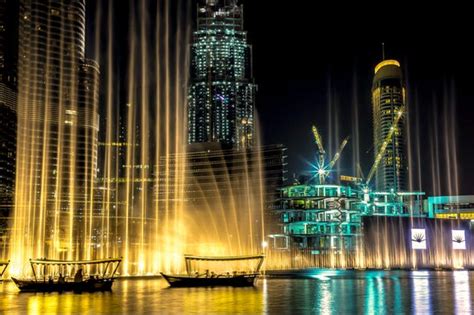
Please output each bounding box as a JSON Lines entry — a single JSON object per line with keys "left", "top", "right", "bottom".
{"left": 262, "top": 241, "right": 269, "bottom": 248}
{"left": 311, "top": 274, "right": 330, "bottom": 281}
{"left": 318, "top": 169, "right": 326, "bottom": 175}
{"left": 452, "top": 230, "right": 466, "bottom": 250}
{"left": 411, "top": 228, "right": 427, "bottom": 250}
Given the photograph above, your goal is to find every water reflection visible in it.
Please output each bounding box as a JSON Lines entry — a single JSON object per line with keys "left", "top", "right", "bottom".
{"left": 0, "top": 271, "right": 472, "bottom": 314}
{"left": 315, "top": 279, "right": 332, "bottom": 315}
{"left": 453, "top": 271, "right": 472, "bottom": 314}
{"left": 412, "top": 271, "right": 432, "bottom": 314}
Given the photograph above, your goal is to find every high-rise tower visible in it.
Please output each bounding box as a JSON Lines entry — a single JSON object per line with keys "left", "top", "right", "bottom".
{"left": 188, "top": 0, "right": 256, "bottom": 150}
{"left": 0, "top": 0, "right": 18, "bottom": 242}
{"left": 372, "top": 59, "right": 408, "bottom": 192}
{"left": 11, "top": 0, "right": 100, "bottom": 262}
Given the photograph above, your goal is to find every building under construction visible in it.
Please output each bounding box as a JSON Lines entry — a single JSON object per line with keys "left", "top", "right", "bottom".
{"left": 275, "top": 183, "right": 425, "bottom": 252}
{"left": 268, "top": 58, "right": 474, "bottom": 270}
{"left": 270, "top": 58, "right": 425, "bottom": 253}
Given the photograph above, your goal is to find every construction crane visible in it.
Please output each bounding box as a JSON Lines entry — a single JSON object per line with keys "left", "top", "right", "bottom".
{"left": 365, "top": 105, "right": 406, "bottom": 186}
{"left": 311, "top": 124, "right": 350, "bottom": 185}
{"left": 312, "top": 125, "right": 326, "bottom": 183}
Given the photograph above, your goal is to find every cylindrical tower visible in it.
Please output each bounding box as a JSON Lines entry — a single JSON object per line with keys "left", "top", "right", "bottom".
{"left": 372, "top": 59, "right": 408, "bottom": 192}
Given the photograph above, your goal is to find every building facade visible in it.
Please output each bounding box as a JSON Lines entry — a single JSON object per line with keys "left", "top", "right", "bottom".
{"left": 372, "top": 59, "right": 408, "bottom": 192}
{"left": 11, "top": 0, "right": 100, "bottom": 260}
{"left": 275, "top": 183, "right": 425, "bottom": 252}
{"left": 425, "top": 195, "right": 474, "bottom": 220}
{"left": 188, "top": 0, "right": 256, "bottom": 150}
{"left": 0, "top": 0, "right": 18, "bottom": 244}
{"left": 277, "top": 184, "right": 364, "bottom": 251}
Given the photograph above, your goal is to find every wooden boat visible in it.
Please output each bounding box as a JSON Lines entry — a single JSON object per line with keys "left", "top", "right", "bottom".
{"left": 161, "top": 272, "right": 259, "bottom": 287}
{"left": 11, "top": 277, "right": 114, "bottom": 292}
{"left": 11, "top": 258, "right": 121, "bottom": 293}
{"left": 0, "top": 260, "right": 9, "bottom": 279}
{"left": 161, "top": 254, "right": 265, "bottom": 288}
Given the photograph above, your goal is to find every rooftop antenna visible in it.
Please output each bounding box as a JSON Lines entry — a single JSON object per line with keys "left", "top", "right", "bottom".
{"left": 382, "top": 42, "right": 386, "bottom": 60}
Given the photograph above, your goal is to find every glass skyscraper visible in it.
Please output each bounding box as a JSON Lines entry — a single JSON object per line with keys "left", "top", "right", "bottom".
{"left": 12, "top": 0, "right": 100, "bottom": 259}
{"left": 372, "top": 59, "right": 408, "bottom": 192}
{"left": 188, "top": 0, "right": 256, "bottom": 150}
{"left": 0, "top": 0, "right": 17, "bottom": 242}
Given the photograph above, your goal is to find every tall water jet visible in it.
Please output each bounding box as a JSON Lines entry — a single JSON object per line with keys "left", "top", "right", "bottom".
{"left": 7, "top": 0, "right": 281, "bottom": 276}
{"left": 113, "top": 0, "right": 191, "bottom": 274}
{"left": 10, "top": 0, "right": 100, "bottom": 275}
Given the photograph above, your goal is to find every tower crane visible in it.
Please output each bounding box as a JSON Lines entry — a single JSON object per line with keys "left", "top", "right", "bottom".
{"left": 311, "top": 124, "right": 350, "bottom": 185}
{"left": 365, "top": 105, "right": 405, "bottom": 187}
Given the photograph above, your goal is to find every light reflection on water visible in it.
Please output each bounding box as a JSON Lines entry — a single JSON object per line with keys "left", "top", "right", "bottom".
{"left": 412, "top": 271, "right": 432, "bottom": 314}
{"left": 454, "top": 271, "right": 472, "bottom": 314}
{"left": 0, "top": 271, "right": 472, "bottom": 314}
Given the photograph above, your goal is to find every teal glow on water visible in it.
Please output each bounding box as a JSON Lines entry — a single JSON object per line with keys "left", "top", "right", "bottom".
{"left": 0, "top": 271, "right": 472, "bottom": 314}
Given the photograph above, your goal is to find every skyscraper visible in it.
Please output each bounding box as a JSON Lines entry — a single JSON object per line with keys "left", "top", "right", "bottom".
{"left": 183, "top": 0, "right": 287, "bottom": 245}
{"left": 372, "top": 59, "right": 408, "bottom": 192}
{"left": 188, "top": 0, "right": 256, "bottom": 150}
{"left": 0, "top": 0, "right": 17, "bottom": 85}
{"left": 0, "top": 0, "right": 18, "bottom": 241}
{"left": 11, "top": 0, "right": 100, "bottom": 261}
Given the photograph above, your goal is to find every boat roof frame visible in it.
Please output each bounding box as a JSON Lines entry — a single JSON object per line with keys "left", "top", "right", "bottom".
{"left": 184, "top": 254, "right": 264, "bottom": 262}
{"left": 184, "top": 254, "right": 265, "bottom": 275}
{"left": 27, "top": 258, "right": 122, "bottom": 281}
{"left": 29, "top": 258, "right": 122, "bottom": 265}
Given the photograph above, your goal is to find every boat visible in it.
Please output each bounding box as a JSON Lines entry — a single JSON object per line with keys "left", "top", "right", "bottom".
{"left": 12, "top": 276, "right": 115, "bottom": 292}
{"left": 0, "top": 260, "right": 9, "bottom": 279}
{"left": 161, "top": 254, "right": 265, "bottom": 288}
{"left": 11, "top": 258, "right": 122, "bottom": 293}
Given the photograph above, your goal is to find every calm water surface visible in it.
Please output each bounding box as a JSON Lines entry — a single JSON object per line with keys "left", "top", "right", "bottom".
{"left": 1, "top": 270, "right": 473, "bottom": 314}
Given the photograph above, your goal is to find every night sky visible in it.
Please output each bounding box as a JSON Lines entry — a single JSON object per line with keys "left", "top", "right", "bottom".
{"left": 243, "top": 1, "right": 474, "bottom": 195}
{"left": 87, "top": 1, "right": 474, "bottom": 196}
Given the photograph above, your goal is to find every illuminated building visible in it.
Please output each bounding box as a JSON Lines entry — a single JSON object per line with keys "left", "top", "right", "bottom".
{"left": 154, "top": 144, "right": 287, "bottom": 234}
{"left": 276, "top": 183, "right": 425, "bottom": 251}
{"left": 188, "top": 0, "right": 256, "bottom": 150}
{"left": 372, "top": 59, "right": 408, "bottom": 192}
{"left": 13, "top": 0, "right": 99, "bottom": 257}
{"left": 278, "top": 184, "right": 365, "bottom": 251}
{"left": 425, "top": 195, "right": 474, "bottom": 220}
{"left": 185, "top": 0, "right": 286, "bottom": 228}
{"left": 0, "top": 0, "right": 17, "bottom": 241}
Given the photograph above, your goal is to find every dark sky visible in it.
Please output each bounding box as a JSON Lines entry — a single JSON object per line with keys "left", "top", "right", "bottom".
{"left": 241, "top": 1, "right": 474, "bottom": 195}
{"left": 87, "top": 1, "right": 474, "bottom": 196}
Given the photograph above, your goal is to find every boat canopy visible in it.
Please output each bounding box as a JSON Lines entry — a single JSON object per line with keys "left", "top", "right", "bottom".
{"left": 184, "top": 254, "right": 265, "bottom": 275}
{"left": 184, "top": 255, "right": 264, "bottom": 262}
{"left": 29, "top": 258, "right": 122, "bottom": 266}
{"left": 27, "top": 258, "right": 122, "bottom": 280}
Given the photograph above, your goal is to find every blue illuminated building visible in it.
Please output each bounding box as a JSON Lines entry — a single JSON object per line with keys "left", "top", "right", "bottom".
{"left": 276, "top": 183, "right": 425, "bottom": 251}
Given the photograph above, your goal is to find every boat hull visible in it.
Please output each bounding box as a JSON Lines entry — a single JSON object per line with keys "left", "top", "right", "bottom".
{"left": 11, "top": 277, "right": 114, "bottom": 293}
{"left": 160, "top": 273, "right": 258, "bottom": 287}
